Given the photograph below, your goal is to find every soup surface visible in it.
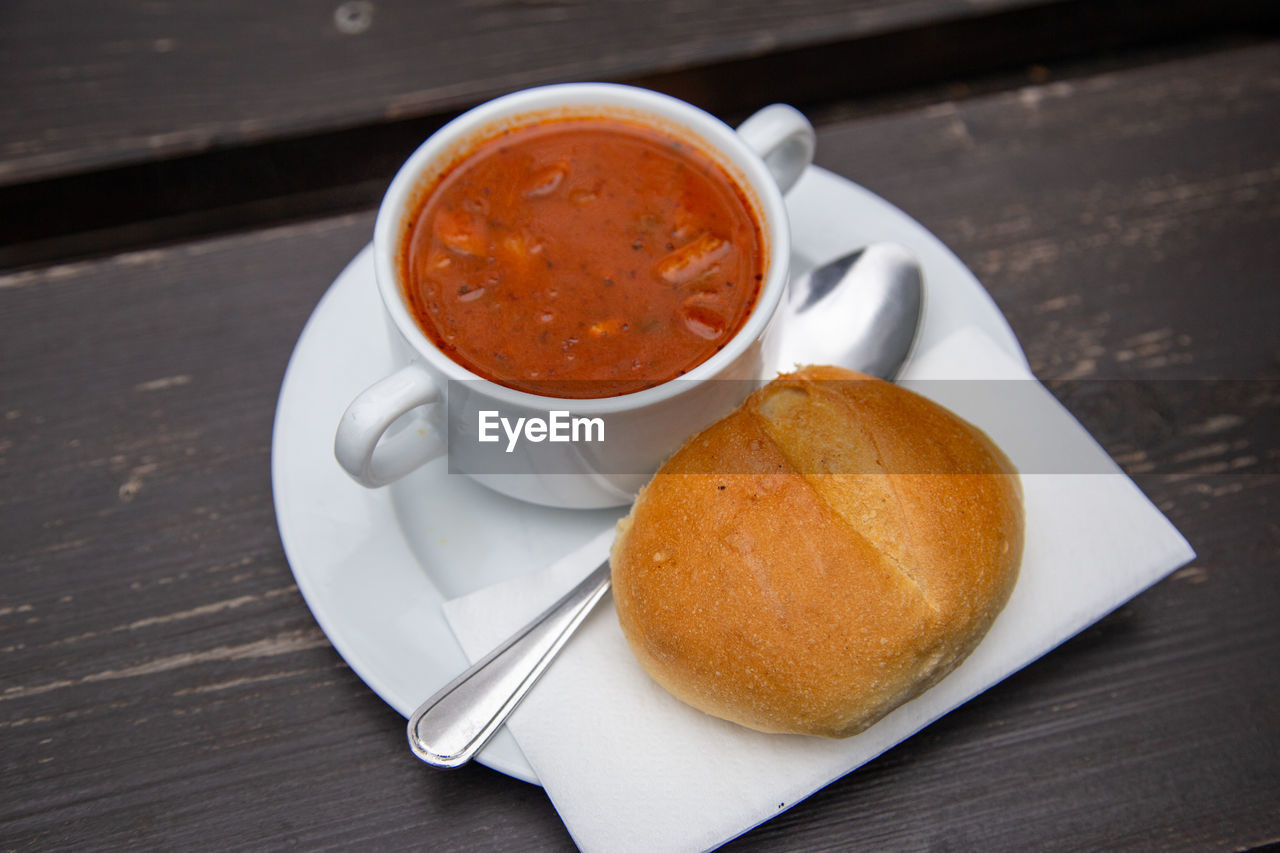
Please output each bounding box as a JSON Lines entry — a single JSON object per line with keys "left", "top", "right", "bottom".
{"left": 401, "top": 116, "right": 764, "bottom": 398}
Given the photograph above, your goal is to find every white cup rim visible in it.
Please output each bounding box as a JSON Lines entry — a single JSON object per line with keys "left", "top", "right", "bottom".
{"left": 372, "top": 82, "right": 792, "bottom": 415}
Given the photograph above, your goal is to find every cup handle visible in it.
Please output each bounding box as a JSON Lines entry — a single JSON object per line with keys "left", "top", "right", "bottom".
{"left": 735, "top": 104, "right": 816, "bottom": 194}
{"left": 335, "top": 362, "right": 445, "bottom": 487}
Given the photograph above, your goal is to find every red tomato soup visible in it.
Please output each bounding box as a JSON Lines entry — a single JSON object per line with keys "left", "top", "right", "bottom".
{"left": 400, "top": 117, "right": 764, "bottom": 398}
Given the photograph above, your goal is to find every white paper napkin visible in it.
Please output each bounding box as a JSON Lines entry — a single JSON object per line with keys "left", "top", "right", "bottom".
{"left": 443, "top": 327, "right": 1195, "bottom": 852}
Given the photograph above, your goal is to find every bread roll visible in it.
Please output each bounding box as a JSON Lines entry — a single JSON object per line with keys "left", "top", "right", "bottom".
{"left": 610, "top": 365, "right": 1023, "bottom": 738}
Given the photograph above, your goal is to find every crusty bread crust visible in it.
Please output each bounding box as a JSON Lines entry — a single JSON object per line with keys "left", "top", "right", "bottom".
{"left": 610, "top": 366, "right": 1024, "bottom": 738}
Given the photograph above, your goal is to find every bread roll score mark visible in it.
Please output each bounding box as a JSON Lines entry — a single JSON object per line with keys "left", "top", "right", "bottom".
{"left": 610, "top": 366, "right": 1024, "bottom": 739}
{"left": 751, "top": 374, "right": 939, "bottom": 615}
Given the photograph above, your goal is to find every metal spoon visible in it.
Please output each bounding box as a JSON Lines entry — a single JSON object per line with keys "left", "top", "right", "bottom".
{"left": 775, "top": 242, "right": 923, "bottom": 381}
{"left": 407, "top": 241, "right": 925, "bottom": 769}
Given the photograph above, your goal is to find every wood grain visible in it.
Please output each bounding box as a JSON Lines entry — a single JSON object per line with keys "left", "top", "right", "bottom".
{"left": 2, "top": 39, "right": 1278, "bottom": 853}
{"left": 0, "top": 0, "right": 1039, "bottom": 185}
{"left": 2, "top": 0, "right": 1276, "bottom": 192}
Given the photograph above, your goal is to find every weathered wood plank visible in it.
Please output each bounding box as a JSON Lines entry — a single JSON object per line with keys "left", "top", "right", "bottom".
{"left": 0, "top": 0, "right": 1040, "bottom": 184}
{"left": 2, "top": 41, "right": 1278, "bottom": 852}
{"left": 816, "top": 42, "right": 1280, "bottom": 380}
{"left": 2, "top": 0, "right": 1276, "bottom": 193}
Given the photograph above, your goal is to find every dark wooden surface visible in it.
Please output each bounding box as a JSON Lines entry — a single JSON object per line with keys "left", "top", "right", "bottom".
{"left": 13, "top": 0, "right": 1275, "bottom": 186}
{"left": 0, "top": 0, "right": 1065, "bottom": 184}
{"left": 2, "top": 3, "right": 1278, "bottom": 851}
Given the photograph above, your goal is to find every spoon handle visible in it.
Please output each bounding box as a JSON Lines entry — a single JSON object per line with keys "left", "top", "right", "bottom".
{"left": 407, "top": 560, "right": 612, "bottom": 768}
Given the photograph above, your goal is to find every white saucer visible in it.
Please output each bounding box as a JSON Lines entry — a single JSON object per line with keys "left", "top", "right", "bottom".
{"left": 270, "top": 165, "right": 1026, "bottom": 784}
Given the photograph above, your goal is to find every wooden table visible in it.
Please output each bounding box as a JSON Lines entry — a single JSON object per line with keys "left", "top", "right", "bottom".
{"left": 3, "top": 3, "right": 1277, "bottom": 850}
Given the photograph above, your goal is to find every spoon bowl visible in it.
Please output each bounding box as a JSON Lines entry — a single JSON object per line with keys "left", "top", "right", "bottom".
{"left": 775, "top": 242, "right": 923, "bottom": 379}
